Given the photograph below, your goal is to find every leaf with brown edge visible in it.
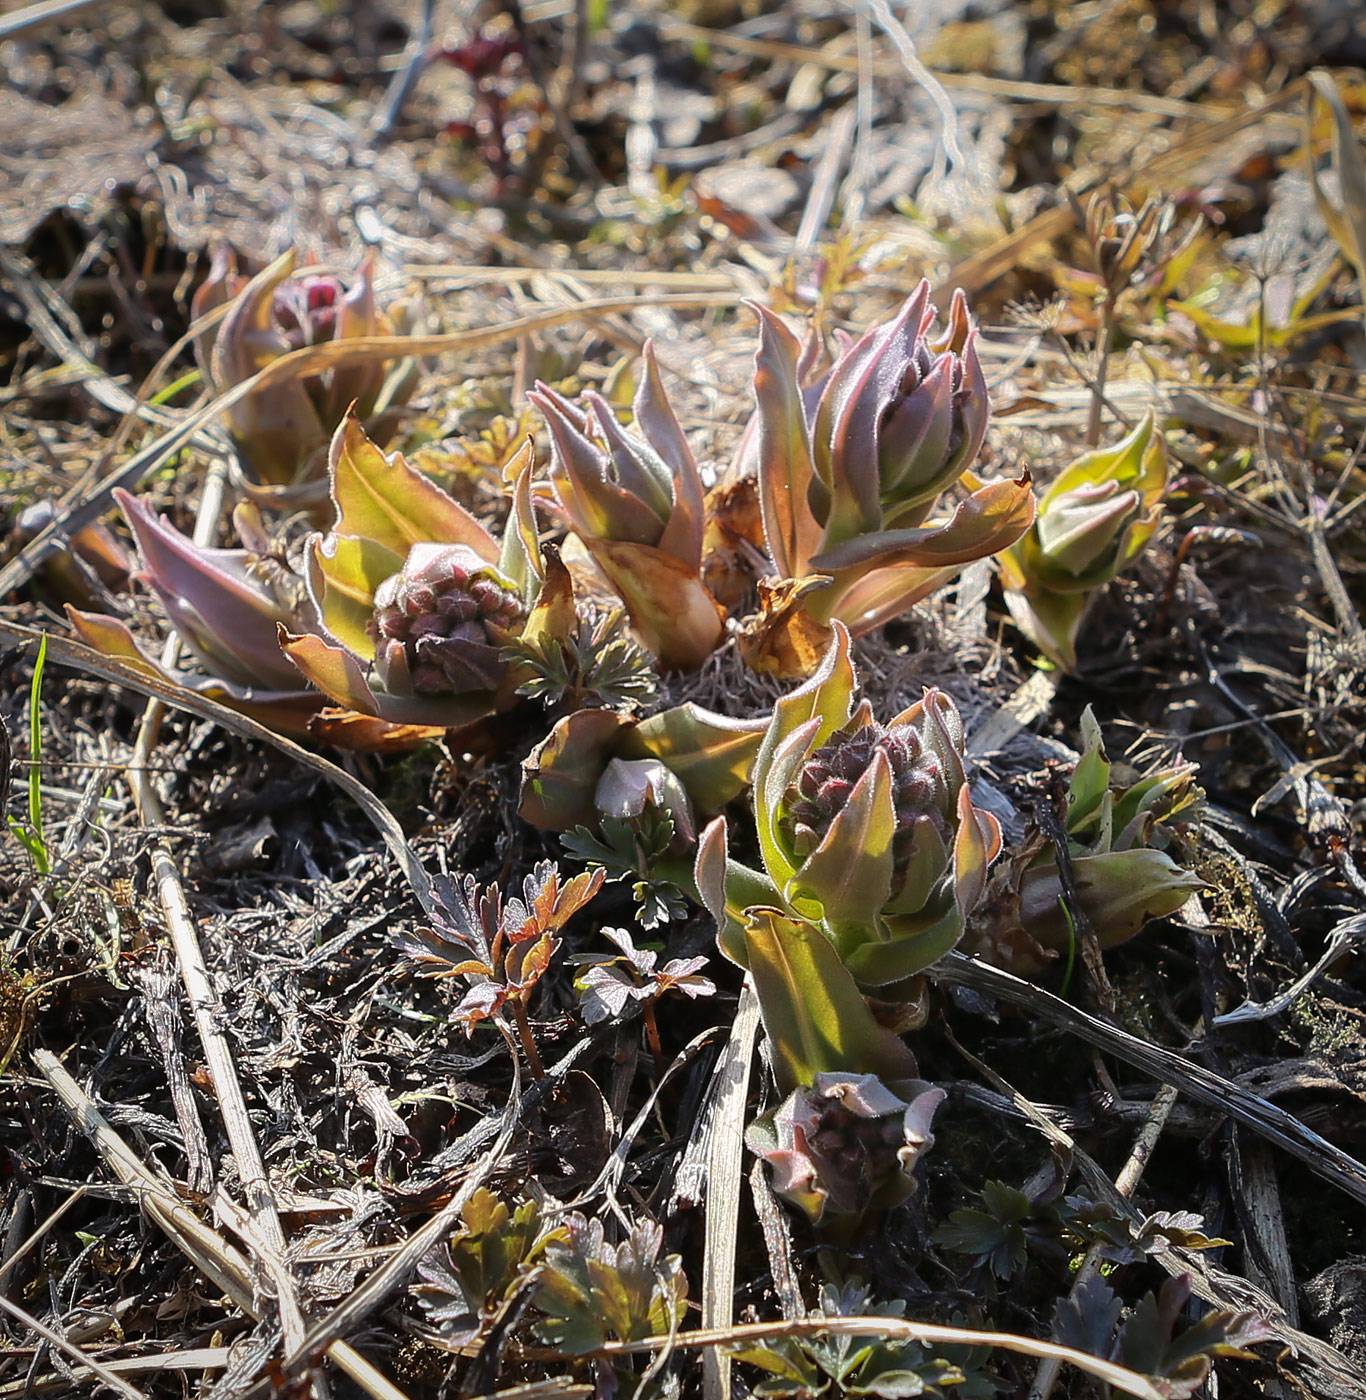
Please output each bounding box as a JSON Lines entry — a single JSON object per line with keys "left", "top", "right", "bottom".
{"left": 621, "top": 702, "right": 768, "bottom": 812}
{"left": 67, "top": 607, "right": 323, "bottom": 736}
{"left": 496, "top": 438, "right": 543, "bottom": 602}
{"left": 810, "top": 472, "right": 1036, "bottom": 575}
{"left": 519, "top": 709, "right": 638, "bottom": 832}
{"left": 327, "top": 411, "right": 498, "bottom": 562}
{"left": 519, "top": 863, "right": 606, "bottom": 939}
{"left": 813, "top": 561, "right": 960, "bottom": 638}
{"left": 514, "top": 544, "right": 577, "bottom": 670}
{"left": 750, "top": 302, "right": 823, "bottom": 581}
{"left": 306, "top": 708, "right": 446, "bottom": 752}
{"left": 307, "top": 533, "right": 404, "bottom": 659}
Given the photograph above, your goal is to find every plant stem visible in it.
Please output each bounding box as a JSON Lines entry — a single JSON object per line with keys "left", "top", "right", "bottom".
{"left": 1085, "top": 291, "right": 1117, "bottom": 447}
{"left": 511, "top": 999, "right": 545, "bottom": 1078}
{"left": 641, "top": 998, "right": 665, "bottom": 1076}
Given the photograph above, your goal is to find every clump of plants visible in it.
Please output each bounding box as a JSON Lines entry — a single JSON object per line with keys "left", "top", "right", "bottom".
{"left": 57, "top": 260, "right": 1229, "bottom": 1395}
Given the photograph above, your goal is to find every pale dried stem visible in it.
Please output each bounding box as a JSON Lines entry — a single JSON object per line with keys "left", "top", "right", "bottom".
{"left": 935, "top": 952, "right": 1366, "bottom": 1207}
{"left": 124, "top": 460, "right": 317, "bottom": 1386}
{"left": 31, "top": 1049, "right": 407, "bottom": 1400}
{"left": 0, "top": 1285, "right": 149, "bottom": 1400}
{"left": 702, "top": 979, "right": 761, "bottom": 1400}
{"left": 0, "top": 1186, "right": 85, "bottom": 1295}
{"left": 610, "top": 1317, "right": 1163, "bottom": 1399}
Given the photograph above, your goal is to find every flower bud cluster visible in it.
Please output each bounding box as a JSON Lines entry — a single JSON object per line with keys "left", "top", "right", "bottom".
{"left": 370, "top": 544, "right": 525, "bottom": 696}
{"left": 784, "top": 721, "right": 950, "bottom": 886}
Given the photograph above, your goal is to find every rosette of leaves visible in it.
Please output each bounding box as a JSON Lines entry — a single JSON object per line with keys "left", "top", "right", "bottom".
{"left": 934, "top": 1167, "right": 1230, "bottom": 1285}
{"left": 528, "top": 341, "right": 724, "bottom": 672}
{"left": 279, "top": 411, "right": 553, "bottom": 742}
{"left": 413, "top": 1188, "right": 562, "bottom": 1346}
{"left": 747, "top": 1074, "right": 945, "bottom": 1238}
{"left": 560, "top": 758, "right": 696, "bottom": 927}
{"left": 66, "top": 489, "right": 323, "bottom": 734}
{"left": 192, "top": 245, "right": 419, "bottom": 491}
{"left": 394, "top": 860, "right": 604, "bottom": 1078}
{"left": 502, "top": 591, "right": 659, "bottom": 712}
{"left": 1055, "top": 1274, "right": 1273, "bottom": 1400}
{"left": 699, "top": 624, "right": 1000, "bottom": 988}
{"left": 694, "top": 624, "right": 1000, "bottom": 1095}
{"left": 998, "top": 413, "right": 1169, "bottom": 672}
{"left": 531, "top": 1213, "right": 688, "bottom": 1356}
{"left": 966, "top": 707, "right": 1203, "bottom": 974}
{"left": 742, "top": 282, "right": 1036, "bottom": 675}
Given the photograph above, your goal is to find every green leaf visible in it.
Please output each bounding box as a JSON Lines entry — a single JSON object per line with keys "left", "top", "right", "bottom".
{"left": 25, "top": 634, "right": 48, "bottom": 875}
{"left": 308, "top": 533, "right": 404, "bottom": 660}
{"left": 751, "top": 302, "right": 823, "bottom": 580}
{"left": 1066, "top": 706, "right": 1113, "bottom": 832}
{"left": 743, "top": 909, "right": 919, "bottom": 1094}
{"left": 532, "top": 1213, "right": 687, "bottom": 1354}
{"left": 327, "top": 411, "right": 498, "bottom": 562}
{"left": 622, "top": 702, "right": 767, "bottom": 810}
{"left": 932, "top": 1181, "right": 1032, "bottom": 1279}
{"left": 519, "top": 709, "right": 636, "bottom": 832}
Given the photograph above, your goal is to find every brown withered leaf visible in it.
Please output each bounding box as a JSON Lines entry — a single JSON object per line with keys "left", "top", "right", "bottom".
{"left": 307, "top": 708, "right": 447, "bottom": 752}
{"left": 701, "top": 474, "right": 765, "bottom": 609}
{"left": 736, "top": 576, "right": 835, "bottom": 679}
{"left": 960, "top": 832, "right": 1058, "bottom": 976}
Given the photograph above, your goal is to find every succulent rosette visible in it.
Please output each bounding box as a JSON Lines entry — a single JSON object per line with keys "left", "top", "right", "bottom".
{"left": 999, "top": 413, "right": 1169, "bottom": 671}
{"left": 744, "top": 281, "right": 1035, "bottom": 668}
{"left": 699, "top": 623, "right": 1001, "bottom": 991}
{"left": 527, "top": 342, "right": 724, "bottom": 672}
{"left": 747, "top": 1074, "right": 945, "bottom": 1234}
{"left": 279, "top": 411, "right": 542, "bottom": 734}
{"left": 66, "top": 489, "right": 323, "bottom": 733}
{"left": 193, "top": 246, "right": 419, "bottom": 490}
